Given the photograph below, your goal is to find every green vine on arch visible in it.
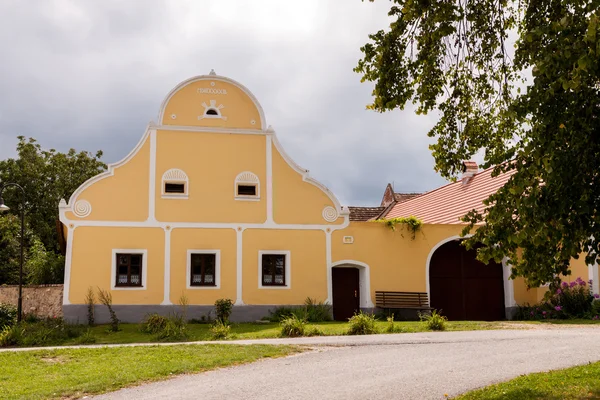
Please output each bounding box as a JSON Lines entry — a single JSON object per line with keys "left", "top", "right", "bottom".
{"left": 375, "top": 216, "right": 423, "bottom": 239}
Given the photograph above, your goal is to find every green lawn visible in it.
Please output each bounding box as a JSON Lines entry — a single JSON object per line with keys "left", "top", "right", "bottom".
{"left": 0, "top": 344, "right": 300, "bottom": 399}
{"left": 59, "top": 320, "right": 535, "bottom": 346}
{"left": 455, "top": 361, "right": 600, "bottom": 399}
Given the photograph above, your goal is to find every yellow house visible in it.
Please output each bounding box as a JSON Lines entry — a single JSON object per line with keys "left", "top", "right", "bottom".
{"left": 59, "top": 72, "right": 600, "bottom": 322}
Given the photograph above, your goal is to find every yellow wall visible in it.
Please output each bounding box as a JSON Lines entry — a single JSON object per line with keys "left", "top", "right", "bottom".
{"left": 69, "top": 226, "right": 165, "bottom": 304}
{"left": 242, "top": 229, "right": 327, "bottom": 304}
{"left": 272, "top": 144, "right": 340, "bottom": 225}
{"left": 161, "top": 79, "right": 262, "bottom": 129}
{"left": 332, "top": 223, "right": 462, "bottom": 304}
{"left": 66, "top": 138, "right": 150, "bottom": 222}
{"left": 169, "top": 228, "right": 237, "bottom": 304}
{"left": 155, "top": 131, "right": 267, "bottom": 223}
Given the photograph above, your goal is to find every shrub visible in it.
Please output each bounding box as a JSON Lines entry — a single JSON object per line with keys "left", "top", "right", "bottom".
{"left": 0, "top": 317, "right": 85, "bottom": 347}
{"left": 347, "top": 312, "right": 378, "bottom": 335}
{"left": 215, "top": 298, "right": 234, "bottom": 324}
{"left": 385, "top": 314, "right": 397, "bottom": 333}
{"left": 420, "top": 309, "right": 447, "bottom": 331}
{"left": 304, "top": 298, "right": 332, "bottom": 322}
{"left": 0, "top": 324, "right": 22, "bottom": 347}
{"left": 210, "top": 320, "right": 231, "bottom": 340}
{"left": 97, "top": 288, "right": 119, "bottom": 332}
{"left": 280, "top": 315, "right": 306, "bottom": 337}
{"left": 306, "top": 326, "right": 324, "bottom": 337}
{"left": 141, "top": 313, "right": 186, "bottom": 341}
{"left": 0, "top": 303, "right": 17, "bottom": 328}
{"left": 74, "top": 329, "right": 97, "bottom": 345}
{"left": 179, "top": 293, "right": 189, "bottom": 322}
{"left": 268, "top": 306, "right": 296, "bottom": 322}
{"left": 84, "top": 287, "right": 95, "bottom": 327}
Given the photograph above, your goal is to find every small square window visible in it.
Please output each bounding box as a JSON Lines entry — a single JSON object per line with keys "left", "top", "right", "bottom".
{"left": 115, "top": 253, "right": 144, "bottom": 287}
{"left": 165, "top": 183, "right": 185, "bottom": 194}
{"left": 237, "top": 184, "right": 256, "bottom": 196}
{"left": 262, "top": 254, "right": 286, "bottom": 286}
{"left": 190, "top": 253, "right": 217, "bottom": 287}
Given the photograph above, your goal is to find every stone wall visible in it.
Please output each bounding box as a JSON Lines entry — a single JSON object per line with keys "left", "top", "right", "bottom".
{"left": 0, "top": 285, "right": 63, "bottom": 318}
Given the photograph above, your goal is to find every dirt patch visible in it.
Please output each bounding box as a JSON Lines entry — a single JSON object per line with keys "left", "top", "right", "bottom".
{"left": 40, "top": 355, "right": 69, "bottom": 364}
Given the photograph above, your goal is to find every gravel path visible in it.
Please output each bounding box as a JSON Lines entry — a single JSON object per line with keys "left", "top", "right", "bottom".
{"left": 92, "top": 327, "right": 600, "bottom": 400}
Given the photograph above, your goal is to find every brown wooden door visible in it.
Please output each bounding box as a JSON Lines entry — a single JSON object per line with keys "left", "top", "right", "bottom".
{"left": 332, "top": 268, "right": 360, "bottom": 321}
{"left": 430, "top": 240, "right": 505, "bottom": 321}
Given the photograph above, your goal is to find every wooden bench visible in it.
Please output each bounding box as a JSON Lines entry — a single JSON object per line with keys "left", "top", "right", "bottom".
{"left": 375, "top": 291, "right": 432, "bottom": 310}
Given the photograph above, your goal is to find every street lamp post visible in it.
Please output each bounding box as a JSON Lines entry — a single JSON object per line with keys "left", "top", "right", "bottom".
{"left": 0, "top": 183, "right": 25, "bottom": 323}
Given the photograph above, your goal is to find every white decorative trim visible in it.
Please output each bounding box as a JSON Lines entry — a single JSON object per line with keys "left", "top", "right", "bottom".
{"left": 62, "top": 226, "right": 75, "bottom": 305}
{"left": 162, "top": 228, "right": 172, "bottom": 304}
{"left": 73, "top": 200, "right": 92, "bottom": 218}
{"left": 322, "top": 206, "right": 338, "bottom": 222}
{"left": 330, "top": 260, "right": 374, "bottom": 308}
{"left": 186, "top": 250, "right": 221, "bottom": 289}
{"left": 67, "top": 125, "right": 152, "bottom": 207}
{"left": 235, "top": 229, "right": 244, "bottom": 305}
{"left": 198, "top": 100, "right": 226, "bottom": 121}
{"left": 425, "top": 235, "right": 515, "bottom": 311}
{"left": 157, "top": 74, "right": 266, "bottom": 130}
{"left": 148, "top": 130, "right": 157, "bottom": 222}
{"left": 234, "top": 171, "right": 260, "bottom": 201}
{"left": 161, "top": 168, "right": 189, "bottom": 198}
{"left": 266, "top": 135, "right": 273, "bottom": 223}
{"left": 111, "top": 249, "right": 148, "bottom": 291}
{"left": 270, "top": 132, "right": 349, "bottom": 220}
{"left": 589, "top": 262, "right": 599, "bottom": 295}
{"left": 153, "top": 124, "right": 267, "bottom": 135}
{"left": 258, "top": 250, "right": 291, "bottom": 289}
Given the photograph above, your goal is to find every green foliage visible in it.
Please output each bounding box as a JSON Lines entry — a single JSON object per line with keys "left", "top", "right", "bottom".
{"left": 376, "top": 216, "right": 423, "bottom": 238}
{"left": 385, "top": 314, "right": 397, "bottom": 333}
{"left": 347, "top": 312, "right": 378, "bottom": 335}
{"left": 140, "top": 313, "right": 187, "bottom": 341}
{"left": 357, "top": 1, "right": 600, "bottom": 287}
{"left": 214, "top": 298, "right": 233, "bottom": 324}
{"left": 0, "top": 317, "right": 85, "bottom": 347}
{"left": 268, "top": 298, "right": 332, "bottom": 322}
{"left": 0, "top": 303, "right": 17, "bottom": 328}
{"left": 0, "top": 137, "right": 106, "bottom": 257}
{"left": 419, "top": 310, "right": 448, "bottom": 331}
{"left": 178, "top": 293, "right": 189, "bottom": 322}
{"left": 0, "top": 214, "right": 28, "bottom": 285}
{"left": 209, "top": 320, "right": 231, "bottom": 340}
{"left": 97, "top": 288, "right": 119, "bottom": 332}
{"left": 515, "top": 277, "right": 597, "bottom": 320}
{"left": 84, "top": 287, "right": 95, "bottom": 327}
{"left": 73, "top": 329, "right": 97, "bottom": 345}
{"left": 25, "top": 238, "right": 65, "bottom": 285}
{"left": 280, "top": 315, "right": 307, "bottom": 337}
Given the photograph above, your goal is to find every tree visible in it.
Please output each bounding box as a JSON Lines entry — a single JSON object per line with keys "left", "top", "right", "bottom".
{"left": 0, "top": 137, "right": 106, "bottom": 284}
{"left": 356, "top": 1, "right": 600, "bottom": 288}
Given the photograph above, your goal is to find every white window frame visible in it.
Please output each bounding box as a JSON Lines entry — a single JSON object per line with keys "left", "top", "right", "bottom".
{"left": 258, "top": 250, "right": 291, "bottom": 289}
{"left": 187, "top": 250, "right": 221, "bottom": 289}
{"left": 111, "top": 249, "right": 148, "bottom": 290}
{"left": 234, "top": 171, "right": 260, "bottom": 201}
{"left": 162, "top": 168, "right": 189, "bottom": 199}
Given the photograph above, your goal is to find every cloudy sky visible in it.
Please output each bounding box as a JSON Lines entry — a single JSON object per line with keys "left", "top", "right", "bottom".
{"left": 0, "top": 0, "right": 448, "bottom": 206}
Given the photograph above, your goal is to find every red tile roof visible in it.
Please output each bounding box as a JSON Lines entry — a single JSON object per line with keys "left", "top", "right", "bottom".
{"left": 386, "top": 166, "right": 515, "bottom": 224}
{"left": 348, "top": 206, "right": 386, "bottom": 221}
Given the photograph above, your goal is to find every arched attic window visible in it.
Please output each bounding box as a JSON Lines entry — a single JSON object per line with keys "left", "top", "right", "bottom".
{"left": 162, "top": 168, "right": 189, "bottom": 199}
{"left": 234, "top": 171, "right": 260, "bottom": 201}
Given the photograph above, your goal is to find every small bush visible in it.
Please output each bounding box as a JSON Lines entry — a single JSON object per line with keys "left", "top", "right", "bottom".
{"left": 215, "top": 298, "right": 234, "bottom": 324}
{"left": 74, "top": 329, "right": 96, "bottom": 344}
{"left": 268, "top": 306, "right": 296, "bottom": 322}
{"left": 140, "top": 313, "right": 169, "bottom": 334}
{"left": 0, "top": 303, "right": 17, "bottom": 328}
{"left": 347, "top": 312, "right": 378, "bottom": 335}
{"left": 84, "top": 287, "right": 95, "bottom": 327}
{"left": 280, "top": 315, "right": 306, "bottom": 337}
{"left": 0, "top": 324, "right": 22, "bottom": 347}
{"left": 304, "top": 298, "right": 332, "bottom": 322}
{"left": 420, "top": 309, "right": 447, "bottom": 331}
{"left": 97, "top": 288, "right": 119, "bottom": 332}
{"left": 385, "top": 314, "right": 396, "bottom": 333}
{"left": 210, "top": 320, "right": 231, "bottom": 340}
{"left": 306, "top": 326, "right": 324, "bottom": 337}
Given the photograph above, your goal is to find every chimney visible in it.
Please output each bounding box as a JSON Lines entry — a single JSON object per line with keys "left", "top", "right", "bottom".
{"left": 461, "top": 160, "right": 478, "bottom": 184}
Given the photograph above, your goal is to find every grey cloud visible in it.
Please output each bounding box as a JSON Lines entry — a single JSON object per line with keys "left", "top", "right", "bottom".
{"left": 0, "top": 0, "right": 449, "bottom": 206}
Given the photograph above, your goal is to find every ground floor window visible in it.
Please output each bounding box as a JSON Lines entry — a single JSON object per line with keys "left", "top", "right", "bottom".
{"left": 259, "top": 251, "right": 291, "bottom": 288}
{"left": 115, "top": 253, "right": 143, "bottom": 287}
{"left": 187, "top": 250, "right": 221, "bottom": 289}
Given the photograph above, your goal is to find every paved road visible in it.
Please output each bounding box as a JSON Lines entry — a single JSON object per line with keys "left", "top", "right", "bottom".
{"left": 94, "top": 327, "right": 600, "bottom": 400}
